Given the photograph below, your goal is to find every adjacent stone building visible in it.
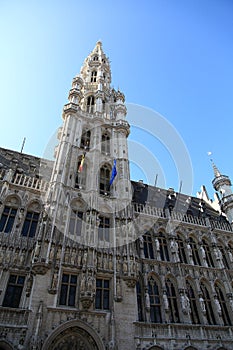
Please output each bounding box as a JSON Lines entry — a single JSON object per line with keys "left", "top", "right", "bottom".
{"left": 0, "top": 42, "right": 233, "bottom": 350}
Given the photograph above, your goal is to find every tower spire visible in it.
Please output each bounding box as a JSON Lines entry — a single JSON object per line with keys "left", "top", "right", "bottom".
{"left": 211, "top": 159, "right": 221, "bottom": 178}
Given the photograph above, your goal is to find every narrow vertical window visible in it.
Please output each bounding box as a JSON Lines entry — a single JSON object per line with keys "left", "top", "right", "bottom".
{"left": 80, "top": 130, "right": 91, "bottom": 150}
{"left": 95, "top": 279, "right": 110, "bottom": 310}
{"left": 99, "top": 165, "right": 110, "bottom": 195}
{"left": 186, "top": 280, "right": 200, "bottom": 324}
{"left": 91, "top": 71, "right": 97, "bottom": 82}
{"left": 189, "top": 237, "right": 201, "bottom": 265}
{"left": 75, "top": 158, "right": 87, "bottom": 189}
{"left": 0, "top": 206, "right": 17, "bottom": 233}
{"left": 3, "top": 275, "right": 25, "bottom": 308}
{"left": 101, "top": 133, "right": 110, "bottom": 154}
{"left": 177, "top": 234, "right": 187, "bottom": 263}
{"left": 69, "top": 210, "right": 83, "bottom": 236}
{"left": 86, "top": 95, "right": 95, "bottom": 113}
{"left": 148, "top": 277, "right": 162, "bottom": 323}
{"left": 59, "top": 273, "right": 77, "bottom": 307}
{"left": 165, "top": 278, "right": 180, "bottom": 323}
{"left": 21, "top": 211, "right": 39, "bottom": 237}
{"left": 202, "top": 239, "right": 215, "bottom": 267}
{"left": 200, "top": 283, "right": 216, "bottom": 325}
{"left": 158, "top": 233, "right": 169, "bottom": 261}
{"left": 215, "top": 284, "right": 231, "bottom": 325}
{"left": 136, "top": 281, "right": 143, "bottom": 321}
{"left": 219, "top": 245, "right": 230, "bottom": 269}
{"left": 98, "top": 216, "right": 110, "bottom": 242}
{"left": 143, "top": 233, "right": 154, "bottom": 259}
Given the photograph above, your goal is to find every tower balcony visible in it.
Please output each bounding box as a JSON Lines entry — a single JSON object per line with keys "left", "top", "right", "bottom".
{"left": 212, "top": 174, "right": 231, "bottom": 191}
{"left": 62, "top": 102, "right": 79, "bottom": 118}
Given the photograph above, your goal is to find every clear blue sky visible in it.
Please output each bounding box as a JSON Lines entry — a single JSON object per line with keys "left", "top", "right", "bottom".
{"left": 0, "top": 0, "right": 233, "bottom": 198}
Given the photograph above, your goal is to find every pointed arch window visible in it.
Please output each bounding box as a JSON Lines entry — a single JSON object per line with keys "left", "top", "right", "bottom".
{"left": 158, "top": 233, "right": 169, "bottom": 261}
{"left": 136, "top": 281, "right": 143, "bottom": 321}
{"left": 202, "top": 239, "right": 215, "bottom": 267}
{"left": 99, "top": 164, "right": 110, "bottom": 195}
{"left": 86, "top": 95, "right": 95, "bottom": 113}
{"left": 189, "top": 237, "right": 201, "bottom": 265}
{"left": 177, "top": 234, "right": 187, "bottom": 263}
{"left": 143, "top": 232, "right": 154, "bottom": 259}
{"left": 93, "top": 56, "right": 98, "bottom": 61}
{"left": 215, "top": 284, "right": 232, "bottom": 325}
{"left": 80, "top": 130, "right": 91, "bottom": 150}
{"left": 75, "top": 157, "right": 87, "bottom": 190}
{"left": 186, "top": 280, "right": 200, "bottom": 324}
{"left": 101, "top": 132, "right": 110, "bottom": 154}
{"left": 200, "top": 282, "right": 216, "bottom": 325}
{"left": 165, "top": 278, "right": 180, "bottom": 323}
{"left": 0, "top": 206, "right": 18, "bottom": 233}
{"left": 148, "top": 277, "right": 162, "bottom": 323}
{"left": 91, "top": 71, "right": 97, "bottom": 82}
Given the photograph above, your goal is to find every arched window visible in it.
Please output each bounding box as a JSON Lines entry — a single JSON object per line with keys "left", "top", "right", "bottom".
{"left": 101, "top": 132, "right": 110, "bottom": 154}
{"left": 75, "top": 157, "right": 87, "bottom": 190}
{"left": 158, "top": 233, "right": 169, "bottom": 261}
{"left": 202, "top": 239, "right": 215, "bottom": 267}
{"left": 0, "top": 206, "right": 18, "bottom": 233}
{"left": 177, "top": 234, "right": 187, "bottom": 263}
{"left": 91, "top": 71, "right": 97, "bottom": 82}
{"left": 80, "top": 130, "right": 91, "bottom": 150}
{"left": 215, "top": 283, "right": 232, "bottom": 325}
{"left": 0, "top": 197, "right": 20, "bottom": 234}
{"left": 148, "top": 276, "right": 162, "bottom": 323}
{"left": 186, "top": 280, "right": 200, "bottom": 324}
{"left": 99, "top": 164, "right": 110, "bottom": 195}
{"left": 189, "top": 237, "right": 201, "bottom": 265}
{"left": 200, "top": 282, "right": 216, "bottom": 325}
{"left": 136, "top": 280, "right": 143, "bottom": 321}
{"left": 143, "top": 232, "right": 154, "bottom": 259}
{"left": 86, "top": 95, "right": 95, "bottom": 113}
{"left": 93, "top": 56, "right": 98, "bottom": 61}
{"left": 165, "top": 278, "right": 180, "bottom": 323}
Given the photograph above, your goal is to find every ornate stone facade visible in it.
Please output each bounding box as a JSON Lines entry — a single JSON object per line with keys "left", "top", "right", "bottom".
{"left": 0, "top": 42, "right": 233, "bottom": 350}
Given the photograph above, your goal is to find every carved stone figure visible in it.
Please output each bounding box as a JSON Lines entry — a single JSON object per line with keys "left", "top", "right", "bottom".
{"left": 199, "top": 296, "right": 206, "bottom": 313}
{"left": 163, "top": 291, "right": 169, "bottom": 310}
{"left": 181, "top": 293, "right": 191, "bottom": 314}
{"left": 170, "top": 239, "right": 179, "bottom": 262}
{"left": 145, "top": 291, "right": 150, "bottom": 309}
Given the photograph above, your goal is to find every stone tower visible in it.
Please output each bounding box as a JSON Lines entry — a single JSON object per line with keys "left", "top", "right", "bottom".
{"left": 212, "top": 161, "right": 233, "bottom": 224}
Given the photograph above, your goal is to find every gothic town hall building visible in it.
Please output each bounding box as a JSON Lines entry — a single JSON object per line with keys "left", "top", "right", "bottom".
{"left": 0, "top": 42, "right": 233, "bottom": 350}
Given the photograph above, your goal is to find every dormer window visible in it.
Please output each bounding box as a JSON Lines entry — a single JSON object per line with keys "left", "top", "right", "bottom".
{"left": 93, "top": 55, "right": 98, "bottom": 61}
{"left": 91, "top": 71, "right": 97, "bottom": 83}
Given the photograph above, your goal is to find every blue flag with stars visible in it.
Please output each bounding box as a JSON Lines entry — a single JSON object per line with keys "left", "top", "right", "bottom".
{"left": 110, "top": 159, "right": 117, "bottom": 185}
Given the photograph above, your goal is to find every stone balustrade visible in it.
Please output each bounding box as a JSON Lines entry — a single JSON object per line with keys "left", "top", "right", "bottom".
{"left": 12, "top": 173, "right": 48, "bottom": 192}
{"left": 0, "top": 307, "right": 30, "bottom": 326}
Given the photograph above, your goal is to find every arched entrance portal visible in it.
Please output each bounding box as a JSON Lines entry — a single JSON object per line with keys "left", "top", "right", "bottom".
{"left": 42, "top": 320, "right": 105, "bottom": 350}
